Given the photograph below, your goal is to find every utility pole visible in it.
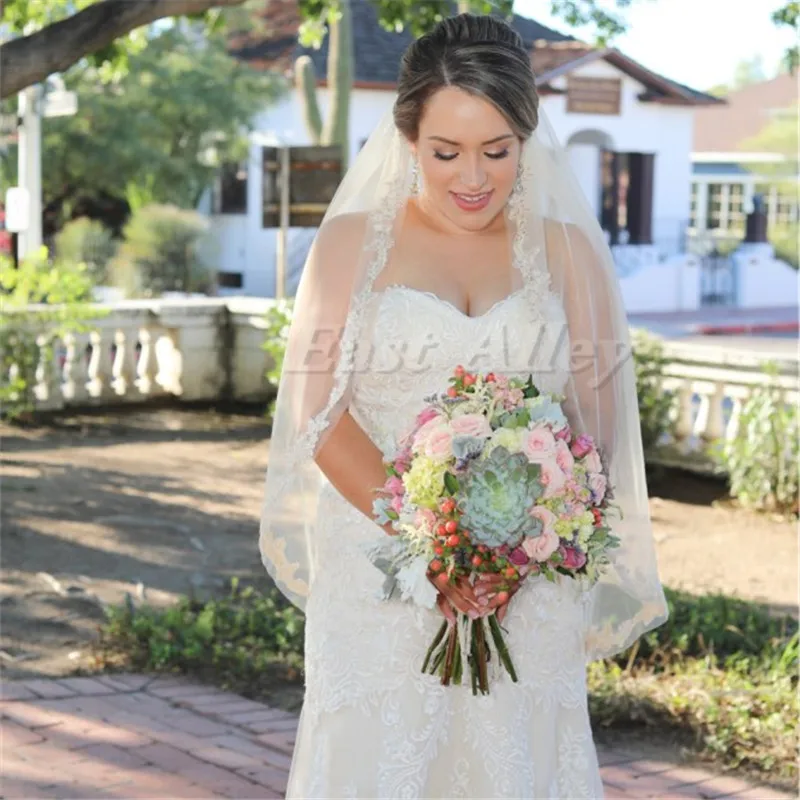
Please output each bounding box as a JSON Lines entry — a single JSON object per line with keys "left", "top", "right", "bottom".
{"left": 12, "top": 79, "right": 77, "bottom": 262}
{"left": 17, "top": 84, "right": 42, "bottom": 259}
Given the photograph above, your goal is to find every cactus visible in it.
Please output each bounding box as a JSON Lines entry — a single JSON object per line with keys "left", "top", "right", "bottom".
{"left": 295, "top": 55, "right": 323, "bottom": 144}
{"left": 294, "top": 0, "right": 353, "bottom": 165}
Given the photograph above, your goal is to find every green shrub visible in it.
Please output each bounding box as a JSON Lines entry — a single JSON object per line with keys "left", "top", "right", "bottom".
{"left": 98, "top": 579, "right": 304, "bottom": 699}
{"left": 110, "top": 204, "right": 215, "bottom": 297}
{"left": 54, "top": 217, "right": 118, "bottom": 285}
{"left": 591, "top": 587, "right": 798, "bottom": 779}
{"left": 261, "top": 298, "right": 294, "bottom": 419}
{"left": 589, "top": 640, "right": 797, "bottom": 778}
{"left": 770, "top": 222, "right": 799, "bottom": 270}
{"left": 0, "top": 248, "right": 100, "bottom": 420}
{"left": 631, "top": 328, "right": 675, "bottom": 455}
{"left": 711, "top": 363, "right": 799, "bottom": 515}
{"left": 624, "top": 586, "right": 797, "bottom": 666}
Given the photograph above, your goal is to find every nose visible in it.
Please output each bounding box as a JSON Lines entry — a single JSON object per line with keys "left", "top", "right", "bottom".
{"left": 460, "top": 157, "right": 486, "bottom": 191}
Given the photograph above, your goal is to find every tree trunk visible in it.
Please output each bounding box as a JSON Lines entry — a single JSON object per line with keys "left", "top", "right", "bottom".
{"left": 1, "top": 0, "right": 247, "bottom": 99}
{"left": 321, "top": 0, "right": 353, "bottom": 166}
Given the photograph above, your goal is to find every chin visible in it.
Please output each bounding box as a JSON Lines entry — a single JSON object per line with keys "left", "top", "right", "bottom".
{"left": 449, "top": 199, "right": 505, "bottom": 231}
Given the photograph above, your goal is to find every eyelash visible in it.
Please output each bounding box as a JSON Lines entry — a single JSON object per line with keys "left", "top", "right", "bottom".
{"left": 433, "top": 150, "right": 510, "bottom": 162}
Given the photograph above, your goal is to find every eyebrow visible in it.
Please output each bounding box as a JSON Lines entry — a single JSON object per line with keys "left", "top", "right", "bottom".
{"left": 427, "top": 134, "right": 514, "bottom": 146}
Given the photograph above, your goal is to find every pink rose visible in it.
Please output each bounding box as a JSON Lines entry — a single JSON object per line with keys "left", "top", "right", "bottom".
{"left": 570, "top": 433, "right": 594, "bottom": 459}
{"left": 554, "top": 439, "right": 575, "bottom": 475}
{"left": 588, "top": 473, "right": 607, "bottom": 503}
{"left": 539, "top": 460, "right": 567, "bottom": 498}
{"left": 583, "top": 449, "right": 602, "bottom": 475}
{"left": 560, "top": 546, "right": 587, "bottom": 571}
{"left": 555, "top": 424, "right": 572, "bottom": 441}
{"left": 415, "top": 407, "right": 441, "bottom": 428}
{"left": 529, "top": 505, "right": 557, "bottom": 534}
{"left": 391, "top": 494, "right": 404, "bottom": 514}
{"left": 413, "top": 417, "right": 453, "bottom": 462}
{"left": 522, "top": 528, "right": 559, "bottom": 562}
{"left": 450, "top": 413, "right": 492, "bottom": 439}
{"left": 385, "top": 476, "right": 404, "bottom": 495}
{"left": 523, "top": 428, "right": 557, "bottom": 463}
{"left": 509, "top": 546, "right": 530, "bottom": 566}
{"left": 424, "top": 428, "right": 454, "bottom": 462}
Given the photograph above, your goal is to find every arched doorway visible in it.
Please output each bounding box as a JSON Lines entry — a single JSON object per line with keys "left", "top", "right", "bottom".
{"left": 566, "top": 129, "right": 614, "bottom": 219}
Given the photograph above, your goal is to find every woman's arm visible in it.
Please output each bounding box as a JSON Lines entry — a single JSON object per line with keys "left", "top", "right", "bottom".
{"left": 314, "top": 410, "right": 393, "bottom": 534}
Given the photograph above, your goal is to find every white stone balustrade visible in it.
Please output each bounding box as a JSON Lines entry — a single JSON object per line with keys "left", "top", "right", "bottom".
{"left": 3, "top": 298, "right": 277, "bottom": 411}
{"left": 656, "top": 336, "right": 799, "bottom": 472}
{"left": 4, "top": 298, "right": 798, "bottom": 477}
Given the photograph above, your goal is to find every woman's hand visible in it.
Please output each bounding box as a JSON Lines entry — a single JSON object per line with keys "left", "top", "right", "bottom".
{"left": 474, "top": 572, "right": 526, "bottom": 624}
{"left": 428, "top": 571, "right": 483, "bottom": 621}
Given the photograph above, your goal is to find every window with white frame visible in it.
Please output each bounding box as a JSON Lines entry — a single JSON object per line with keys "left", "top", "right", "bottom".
{"left": 728, "top": 183, "right": 745, "bottom": 228}
{"left": 706, "top": 183, "right": 724, "bottom": 229}
{"left": 690, "top": 183, "right": 699, "bottom": 228}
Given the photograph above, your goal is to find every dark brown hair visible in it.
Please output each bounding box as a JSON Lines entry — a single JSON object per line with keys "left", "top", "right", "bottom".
{"left": 394, "top": 14, "right": 539, "bottom": 141}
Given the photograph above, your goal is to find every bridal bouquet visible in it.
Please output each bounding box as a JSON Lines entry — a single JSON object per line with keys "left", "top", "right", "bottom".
{"left": 369, "top": 366, "right": 621, "bottom": 695}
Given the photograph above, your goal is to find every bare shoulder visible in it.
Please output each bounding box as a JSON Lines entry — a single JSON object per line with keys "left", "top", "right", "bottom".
{"left": 315, "top": 211, "right": 370, "bottom": 253}
{"left": 542, "top": 218, "right": 595, "bottom": 259}
{"left": 303, "top": 211, "right": 370, "bottom": 286}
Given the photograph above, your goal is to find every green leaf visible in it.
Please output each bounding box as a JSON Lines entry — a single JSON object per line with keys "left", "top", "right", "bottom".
{"left": 444, "top": 472, "right": 460, "bottom": 495}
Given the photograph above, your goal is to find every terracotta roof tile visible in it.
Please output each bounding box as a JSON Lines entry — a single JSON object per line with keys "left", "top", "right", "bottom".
{"left": 693, "top": 73, "right": 798, "bottom": 152}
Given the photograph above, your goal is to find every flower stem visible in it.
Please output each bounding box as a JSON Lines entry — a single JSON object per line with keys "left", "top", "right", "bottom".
{"left": 422, "top": 620, "right": 448, "bottom": 673}
{"left": 452, "top": 632, "right": 463, "bottom": 685}
{"left": 488, "top": 613, "right": 518, "bottom": 683}
{"left": 442, "top": 624, "right": 458, "bottom": 686}
{"left": 474, "top": 617, "right": 489, "bottom": 694}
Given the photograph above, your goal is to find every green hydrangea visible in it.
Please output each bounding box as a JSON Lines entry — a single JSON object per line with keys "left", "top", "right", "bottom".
{"left": 555, "top": 518, "right": 575, "bottom": 537}
{"left": 458, "top": 446, "right": 544, "bottom": 548}
{"left": 402, "top": 455, "right": 447, "bottom": 510}
{"left": 482, "top": 427, "right": 526, "bottom": 459}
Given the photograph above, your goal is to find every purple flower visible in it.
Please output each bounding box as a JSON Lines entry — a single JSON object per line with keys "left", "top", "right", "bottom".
{"left": 570, "top": 433, "right": 594, "bottom": 459}
{"left": 509, "top": 546, "right": 530, "bottom": 566}
{"left": 560, "top": 546, "right": 587, "bottom": 571}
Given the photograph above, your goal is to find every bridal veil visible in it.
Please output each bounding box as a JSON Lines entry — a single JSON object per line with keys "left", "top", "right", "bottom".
{"left": 258, "top": 103, "right": 668, "bottom": 662}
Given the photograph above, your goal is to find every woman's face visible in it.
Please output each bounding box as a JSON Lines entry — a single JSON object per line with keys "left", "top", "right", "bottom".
{"left": 411, "top": 86, "right": 522, "bottom": 233}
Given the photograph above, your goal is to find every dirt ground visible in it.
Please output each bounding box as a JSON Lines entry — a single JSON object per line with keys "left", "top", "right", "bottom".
{"left": 1, "top": 408, "right": 797, "bottom": 680}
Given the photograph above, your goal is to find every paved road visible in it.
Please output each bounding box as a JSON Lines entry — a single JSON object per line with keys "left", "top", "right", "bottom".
{"left": 2, "top": 675, "right": 793, "bottom": 799}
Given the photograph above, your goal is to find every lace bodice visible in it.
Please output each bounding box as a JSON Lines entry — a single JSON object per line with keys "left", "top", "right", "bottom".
{"left": 349, "top": 284, "right": 571, "bottom": 455}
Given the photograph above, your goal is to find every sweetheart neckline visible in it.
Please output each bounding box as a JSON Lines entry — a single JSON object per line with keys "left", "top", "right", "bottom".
{"left": 372, "top": 284, "right": 525, "bottom": 321}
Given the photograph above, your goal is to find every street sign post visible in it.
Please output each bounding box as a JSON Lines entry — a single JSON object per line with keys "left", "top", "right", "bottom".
{"left": 15, "top": 83, "right": 79, "bottom": 262}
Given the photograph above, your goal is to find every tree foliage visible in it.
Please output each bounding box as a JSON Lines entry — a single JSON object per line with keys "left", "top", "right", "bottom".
{"left": 1, "top": 24, "right": 285, "bottom": 229}
{"left": 1, "top": 0, "right": 666, "bottom": 101}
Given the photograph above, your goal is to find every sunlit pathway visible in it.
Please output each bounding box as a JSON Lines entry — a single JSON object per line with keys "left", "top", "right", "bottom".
{"left": 1, "top": 675, "right": 792, "bottom": 799}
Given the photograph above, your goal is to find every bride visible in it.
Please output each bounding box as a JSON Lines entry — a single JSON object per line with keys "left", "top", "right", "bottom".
{"left": 260, "top": 13, "right": 667, "bottom": 799}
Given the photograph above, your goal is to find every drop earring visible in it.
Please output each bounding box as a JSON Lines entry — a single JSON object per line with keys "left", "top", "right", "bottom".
{"left": 410, "top": 159, "right": 420, "bottom": 195}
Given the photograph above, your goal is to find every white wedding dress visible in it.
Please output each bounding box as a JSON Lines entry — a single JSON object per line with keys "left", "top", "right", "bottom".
{"left": 287, "top": 283, "right": 605, "bottom": 799}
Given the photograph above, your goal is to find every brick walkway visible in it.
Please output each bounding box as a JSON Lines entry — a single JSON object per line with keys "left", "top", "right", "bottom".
{"left": 1, "top": 675, "right": 793, "bottom": 800}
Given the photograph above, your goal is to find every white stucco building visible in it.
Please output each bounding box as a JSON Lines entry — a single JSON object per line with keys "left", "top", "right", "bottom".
{"left": 206, "top": 3, "right": 720, "bottom": 302}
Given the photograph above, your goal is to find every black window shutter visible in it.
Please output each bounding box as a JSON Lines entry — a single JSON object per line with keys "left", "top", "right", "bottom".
{"left": 626, "top": 153, "right": 655, "bottom": 245}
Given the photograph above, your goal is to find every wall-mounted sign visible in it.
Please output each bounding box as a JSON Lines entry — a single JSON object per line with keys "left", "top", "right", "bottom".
{"left": 262, "top": 145, "right": 343, "bottom": 229}
{"left": 567, "top": 77, "right": 622, "bottom": 115}
{"left": 262, "top": 144, "right": 343, "bottom": 297}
